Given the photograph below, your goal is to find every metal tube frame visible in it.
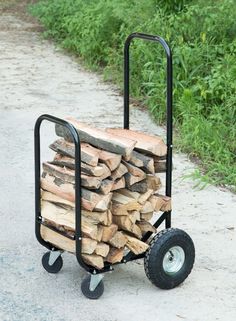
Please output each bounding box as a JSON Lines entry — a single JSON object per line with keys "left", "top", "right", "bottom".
{"left": 124, "top": 32, "right": 173, "bottom": 229}
{"left": 34, "top": 32, "right": 173, "bottom": 275}
{"left": 35, "top": 114, "right": 95, "bottom": 273}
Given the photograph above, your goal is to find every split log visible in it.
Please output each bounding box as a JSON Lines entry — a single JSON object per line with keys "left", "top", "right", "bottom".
{"left": 140, "top": 201, "right": 154, "bottom": 214}
{"left": 43, "top": 162, "right": 103, "bottom": 189}
{"left": 112, "top": 216, "right": 142, "bottom": 238}
{"left": 44, "top": 218, "right": 74, "bottom": 237}
{"left": 112, "top": 215, "right": 133, "bottom": 231}
{"left": 126, "top": 179, "right": 148, "bottom": 193}
{"left": 110, "top": 163, "right": 128, "bottom": 181}
{"left": 50, "top": 139, "right": 99, "bottom": 167}
{"left": 94, "top": 242, "right": 110, "bottom": 257}
{"left": 82, "top": 254, "right": 104, "bottom": 270}
{"left": 125, "top": 172, "right": 146, "bottom": 186}
{"left": 146, "top": 175, "right": 162, "bottom": 191}
{"left": 111, "top": 202, "right": 142, "bottom": 214}
{"left": 41, "top": 225, "right": 75, "bottom": 253}
{"left": 101, "top": 224, "right": 118, "bottom": 242}
{"left": 41, "top": 201, "right": 97, "bottom": 240}
{"left": 42, "top": 191, "right": 110, "bottom": 227}
{"left": 51, "top": 153, "right": 107, "bottom": 177}
{"left": 41, "top": 190, "right": 75, "bottom": 208}
{"left": 94, "top": 179, "right": 113, "bottom": 195}
{"left": 106, "top": 210, "right": 113, "bottom": 226}
{"left": 106, "top": 247, "right": 124, "bottom": 264}
{"left": 106, "top": 128, "right": 167, "bottom": 157}
{"left": 108, "top": 231, "right": 127, "bottom": 248}
{"left": 130, "top": 224, "right": 142, "bottom": 239}
{"left": 136, "top": 221, "right": 156, "bottom": 235}
{"left": 111, "top": 177, "right": 126, "bottom": 191}
{"left": 112, "top": 192, "right": 142, "bottom": 211}
{"left": 71, "top": 141, "right": 123, "bottom": 173}
{"left": 140, "top": 212, "right": 153, "bottom": 221}
{"left": 123, "top": 162, "right": 146, "bottom": 186}
{"left": 128, "top": 210, "right": 140, "bottom": 224}
{"left": 56, "top": 118, "right": 137, "bottom": 159}
{"left": 149, "top": 194, "right": 172, "bottom": 212}
{"left": 153, "top": 155, "right": 166, "bottom": 161}
{"left": 97, "top": 149, "right": 121, "bottom": 171}
{"left": 91, "top": 192, "right": 113, "bottom": 212}
{"left": 41, "top": 174, "right": 75, "bottom": 203}
{"left": 154, "top": 160, "right": 166, "bottom": 173}
{"left": 41, "top": 175, "right": 112, "bottom": 212}
{"left": 99, "top": 164, "right": 112, "bottom": 180}
{"left": 118, "top": 189, "right": 140, "bottom": 200}
{"left": 129, "top": 150, "right": 155, "bottom": 174}
{"left": 82, "top": 238, "right": 98, "bottom": 254}
{"left": 96, "top": 225, "right": 104, "bottom": 242}
{"left": 123, "top": 161, "right": 146, "bottom": 179}
{"left": 123, "top": 233, "right": 149, "bottom": 255}
{"left": 111, "top": 203, "right": 129, "bottom": 216}
{"left": 138, "top": 189, "right": 154, "bottom": 205}
{"left": 41, "top": 200, "right": 75, "bottom": 230}
{"left": 43, "top": 162, "right": 75, "bottom": 184}
{"left": 81, "top": 210, "right": 109, "bottom": 226}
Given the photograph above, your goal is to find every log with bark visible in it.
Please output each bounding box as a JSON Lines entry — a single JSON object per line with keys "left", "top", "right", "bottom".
{"left": 56, "top": 117, "right": 137, "bottom": 159}
{"left": 106, "top": 128, "right": 167, "bottom": 157}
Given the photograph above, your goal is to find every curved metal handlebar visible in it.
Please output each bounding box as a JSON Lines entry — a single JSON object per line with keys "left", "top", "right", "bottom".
{"left": 124, "top": 33, "right": 173, "bottom": 202}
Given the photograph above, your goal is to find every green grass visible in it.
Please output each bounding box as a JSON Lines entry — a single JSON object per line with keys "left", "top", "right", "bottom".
{"left": 29, "top": 0, "right": 236, "bottom": 189}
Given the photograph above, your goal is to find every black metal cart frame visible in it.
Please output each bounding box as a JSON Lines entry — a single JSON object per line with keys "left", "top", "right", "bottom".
{"left": 35, "top": 32, "right": 172, "bottom": 276}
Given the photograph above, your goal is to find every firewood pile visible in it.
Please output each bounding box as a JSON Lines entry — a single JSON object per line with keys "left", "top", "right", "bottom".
{"left": 40, "top": 117, "right": 171, "bottom": 269}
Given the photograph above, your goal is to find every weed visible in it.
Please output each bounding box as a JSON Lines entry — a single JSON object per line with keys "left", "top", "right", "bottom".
{"left": 29, "top": 0, "right": 236, "bottom": 187}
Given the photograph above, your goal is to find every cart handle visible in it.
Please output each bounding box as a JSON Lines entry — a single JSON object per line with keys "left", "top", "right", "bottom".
{"left": 34, "top": 114, "right": 97, "bottom": 273}
{"left": 124, "top": 32, "right": 173, "bottom": 204}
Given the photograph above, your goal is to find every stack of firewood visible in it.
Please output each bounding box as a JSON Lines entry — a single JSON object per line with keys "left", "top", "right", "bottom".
{"left": 40, "top": 117, "right": 171, "bottom": 269}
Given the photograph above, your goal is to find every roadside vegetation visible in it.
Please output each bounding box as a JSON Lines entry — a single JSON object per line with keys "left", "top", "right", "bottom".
{"left": 30, "top": 0, "right": 236, "bottom": 188}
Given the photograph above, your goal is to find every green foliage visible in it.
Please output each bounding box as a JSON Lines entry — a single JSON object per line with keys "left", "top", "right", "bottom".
{"left": 30, "top": 0, "right": 236, "bottom": 187}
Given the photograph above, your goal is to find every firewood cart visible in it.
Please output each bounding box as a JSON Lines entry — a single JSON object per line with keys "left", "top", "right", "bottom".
{"left": 34, "top": 33, "right": 195, "bottom": 299}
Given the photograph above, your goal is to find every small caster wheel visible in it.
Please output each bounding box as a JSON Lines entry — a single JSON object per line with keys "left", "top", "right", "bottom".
{"left": 144, "top": 228, "right": 195, "bottom": 289}
{"left": 81, "top": 275, "right": 104, "bottom": 299}
{"left": 42, "top": 251, "right": 63, "bottom": 274}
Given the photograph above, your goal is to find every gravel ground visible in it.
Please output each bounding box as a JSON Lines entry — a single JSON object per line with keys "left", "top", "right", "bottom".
{"left": 0, "top": 9, "right": 236, "bottom": 321}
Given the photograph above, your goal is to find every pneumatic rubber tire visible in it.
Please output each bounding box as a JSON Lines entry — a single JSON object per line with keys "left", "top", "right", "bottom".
{"left": 144, "top": 228, "right": 195, "bottom": 289}
{"left": 42, "top": 252, "right": 63, "bottom": 274}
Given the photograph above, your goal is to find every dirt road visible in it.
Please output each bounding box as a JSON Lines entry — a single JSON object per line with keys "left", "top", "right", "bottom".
{"left": 0, "top": 6, "right": 236, "bottom": 321}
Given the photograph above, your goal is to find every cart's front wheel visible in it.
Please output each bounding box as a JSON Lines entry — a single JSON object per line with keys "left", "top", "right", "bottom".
{"left": 42, "top": 251, "right": 63, "bottom": 274}
{"left": 81, "top": 275, "right": 104, "bottom": 299}
{"left": 144, "top": 228, "right": 195, "bottom": 289}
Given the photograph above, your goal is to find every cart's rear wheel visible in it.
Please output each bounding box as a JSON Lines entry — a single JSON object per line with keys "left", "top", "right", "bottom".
{"left": 81, "top": 275, "right": 104, "bottom": 299}
{"left": 144, "top": 228, "right": 195, "bottom": 289}
{"left": 42, "top": 252, "right": 63, "bottom": 274}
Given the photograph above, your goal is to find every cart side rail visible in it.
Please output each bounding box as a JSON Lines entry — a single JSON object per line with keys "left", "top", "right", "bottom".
{"left": 34, "top": 114, "right": 97, "bottom": 273}
{"left": 123, "top": 32, "right": 173, "bottom": 228}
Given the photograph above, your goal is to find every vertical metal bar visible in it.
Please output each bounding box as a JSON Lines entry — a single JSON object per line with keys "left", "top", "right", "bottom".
{"left": 74, "top": 128, "right": 83, "bottom": 266}
{"left": 34, "top": 117, "right": 43, "bottom": 245}
{"left": 165, "top": 52, "right": 173, "bottom": 228}
{"left": 124, "top": 40, "right": 130, "bottom": 129}
{"left": 34, "top": 116, "right": 55, "bottom": 250}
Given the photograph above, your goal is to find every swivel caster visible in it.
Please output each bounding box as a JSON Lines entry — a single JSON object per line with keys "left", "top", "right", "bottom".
{"left": 81, "top": 274, "right": 104, "bottom": 299}
{"left": 42, "top": 251, "right": 63, "bottom": 274}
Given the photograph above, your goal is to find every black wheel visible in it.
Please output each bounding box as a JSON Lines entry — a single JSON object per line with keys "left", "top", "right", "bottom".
{"left": 42, "top": 252, "right": 63, "bottom": 274}
{"left": 81, "top": 275, "right": 104, "bottom": 299}
{"left": 144, "top": 228, "right": 195, "bottom": 289}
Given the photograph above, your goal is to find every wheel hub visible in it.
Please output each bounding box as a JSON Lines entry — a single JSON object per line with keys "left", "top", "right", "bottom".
{"left": 162, "top": 246, "right": 185, "bottom": 275}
